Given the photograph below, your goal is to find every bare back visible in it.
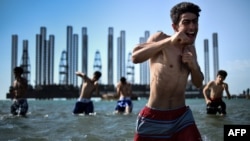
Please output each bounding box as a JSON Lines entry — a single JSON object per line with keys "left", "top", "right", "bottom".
{"left": 76, "top": 71, "right": 99, "bottom": 99}
{"left": 13, "top": 77, "right": 28, "bottom": 99}
{"left": 79, "top": 81, "right": 98, "bottom": 99}
{"left": 117, "top": 82, "right": 132, "bottom": 99}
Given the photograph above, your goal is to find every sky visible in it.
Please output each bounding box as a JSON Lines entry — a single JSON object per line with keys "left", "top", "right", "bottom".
{"left": 1, "top": 0, "right": 250, "bottom": 100}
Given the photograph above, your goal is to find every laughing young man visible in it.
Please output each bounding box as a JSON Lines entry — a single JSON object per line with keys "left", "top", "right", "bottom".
{"left": 132, "top": 2, "right": 204, "bottom": 141}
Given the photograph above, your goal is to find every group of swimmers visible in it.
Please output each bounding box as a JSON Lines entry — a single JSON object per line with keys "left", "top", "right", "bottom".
{"left": 9, "top": 2, "right": 232, "bottom": 141}
{"left": 72, "top": 71, "right": 133, "bottom": 115}
{"left": 10, "top": 67, "right": 134, "bottom": 117}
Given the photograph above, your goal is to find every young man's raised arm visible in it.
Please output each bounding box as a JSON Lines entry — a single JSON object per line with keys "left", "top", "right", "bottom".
{"left": 132, "top": 32, "right": 171, "bottom": 63}
{"left": 75, "top": 71, "right": 91, "bottom": 82}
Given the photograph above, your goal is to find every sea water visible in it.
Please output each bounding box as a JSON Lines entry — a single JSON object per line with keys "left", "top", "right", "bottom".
{"left": 0, "top": 98, "right": 250, "bottom": 141}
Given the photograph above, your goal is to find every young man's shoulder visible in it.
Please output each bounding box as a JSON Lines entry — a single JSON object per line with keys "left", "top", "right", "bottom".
{"left": 94, "top": 81, "right": 99, "bottom": 85}
{"left": 222, "top": 82, "right": 228, "bottom": 87}
{"left": 157, "top": 32, "right": 170, "bottom": 37}
{"left": 21, "top": 77, "right": 28, "bottom": 83}
{"left": 206, "top": 81, "right": 215, "bottom": 87}
{"left": 149, "top": 32, "right": 170, "bottom": 42}
{"left": 116, "top": 82, "right": 122, "bottom": 87}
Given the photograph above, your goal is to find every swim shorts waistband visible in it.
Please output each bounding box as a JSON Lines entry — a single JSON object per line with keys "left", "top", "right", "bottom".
{"left": 78, "top": 98, "right": 91, "bottom": 103}
{"left": 119, "top": 97, "right": 131, "bottom": 100}
{"left": 139, "top": 106, "right": 188, "bottom": 121}
{"left": 14, "top": 98, "right": 27, "bottom": 102}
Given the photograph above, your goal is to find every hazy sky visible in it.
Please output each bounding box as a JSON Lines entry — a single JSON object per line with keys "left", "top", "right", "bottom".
{"left": 1, "top": 0, "right": 250, "bottom": 100}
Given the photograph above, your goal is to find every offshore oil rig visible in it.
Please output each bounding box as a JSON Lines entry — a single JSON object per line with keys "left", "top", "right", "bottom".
{"left": 7, "top": 26, "right": 206, "bottom": 100}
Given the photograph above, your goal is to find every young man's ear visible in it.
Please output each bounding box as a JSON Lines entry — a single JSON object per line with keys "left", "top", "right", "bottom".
{"left": 172, "top": 23, "right": 178, "bottom": 32}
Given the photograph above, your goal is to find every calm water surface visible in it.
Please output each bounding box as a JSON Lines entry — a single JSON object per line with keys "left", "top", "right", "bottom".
{"left": 0, "top": 98, "right": 250, "bottom": 141}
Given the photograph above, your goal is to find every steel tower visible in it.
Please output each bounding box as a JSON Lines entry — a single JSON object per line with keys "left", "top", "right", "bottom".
{"left": 43, "top": 35, "right": 55, "bottom": 85}
{"left": 41, "top": 27, "right": 46, "bottom": 85}
{"left": 11, "top": 35, "right": 18, "bottom": 85}
{"left": 139, "top": 37, "right": 146, "bottom": 84}
{"left": 66, "top": 26, "right": 79, "bottom": 86}
{"left": 204, "top": 39, "right": 210, "bottom": 84}
{"left": 144, "top": 31, "right": 150, "bottom": 85}
{"left": 73, "top": 34, "right": 78, "bottom": 86}
{"left": 35, "top": 27, "right": 46, "bottom": 85}
{"left": 66, "top": 26, "right": 73, "bottom": 85}
{"left": 20, "top": 40, "right": 31, "bottom": 84}
{"left": 35, "top": 34, "right": 40, "bottom": 85}
{"left": 213, "top": 33, "right": 219, "bottom": 79}
{"left": 93, "top": 50, "right": 102, "bottom": 83}
{"left": 35, "top": 27, "right": 55, "bottom": 86}
{"left": 107, "top": 27, "right": 114, "bottom": 85}
{"left": 139, "top": 31, "right": 150, "bottom": 85}
{"left": 82, "top": 27, "right": 88, "bottom": 76}
{"left": 48, "top": 35, "right": 55, "bottom": 85}
{"left": 117, "top": 30, "right": 126, "bottom": 82}
{"left": 59, "top": 51, "right": 67, "bottom": 85}
{"left": 126, "top": 52, "right": 134, "bottom": 83}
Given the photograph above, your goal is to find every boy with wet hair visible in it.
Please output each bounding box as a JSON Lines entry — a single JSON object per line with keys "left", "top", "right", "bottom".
{"left": 72, "top": 71, "right": 102, "bottom": 115}
{"left": 132, "top": 2, "right": 203, "bottom": 140}
{"left": 10, "top": 66, "right": 29, "bottom": 116}
{"left": 203, "top": 70, "right": 231, "bottom": 115}
{"left": 114, "top": 77, "right": 133, "bottom": 114}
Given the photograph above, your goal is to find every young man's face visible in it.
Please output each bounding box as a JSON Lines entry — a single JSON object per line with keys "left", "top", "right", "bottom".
{"left": 14, "top": 71, "right": 21, "bottom": 78}
{"left": 216, "top": 75, "right": 225, "bottom": 83}
{"left": 93, "top": 74, "right": 99, "bottom": 81}
{"left": 173, "top": 12, "right": 199, "bottom": 44}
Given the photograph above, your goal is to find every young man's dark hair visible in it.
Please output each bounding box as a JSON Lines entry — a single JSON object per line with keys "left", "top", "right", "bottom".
{"left": 14, "top": 67, "right": 24, "bottom": 74}
{"left": 217, "top": 70, "right": 228, "bottom": 78}
{"left": 170, "top": 2, "right": 201, "bottom": 25}
{"left": 94, "top": 71, "right": 102, "bottom": 80}
{"left": 120, "top": 77, "right": 127, "bottom": 84}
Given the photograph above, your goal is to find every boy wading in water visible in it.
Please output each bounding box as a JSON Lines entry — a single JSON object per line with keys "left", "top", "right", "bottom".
{"left": 203, "top": 70, "right": 231, "bottom": 116}
{"left": 114, "top": 77, "right": 133, "bottom": 115}
{"left": 72, "top": 71, "right": 102, "bottom": 115}
{"left": 132, "top": 2, "right": 204, "bottom": 141}
{"left": 10, "top": 67, "right": 29, "bottom": 116}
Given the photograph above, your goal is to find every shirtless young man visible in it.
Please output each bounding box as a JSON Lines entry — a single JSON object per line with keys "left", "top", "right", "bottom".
{"left": 114, "top": 77, "right": 133, "bottom": 114}
{"left": 203, "top": 70, "right": 231, "bottom": 115}
{"left": 10, "top": 67, "right": 29, "bottom": 116}
{"left": 132, "top": 2, "right": 204, "bottom": 141}
{"left": 72, "top": 71, "right": 102, "bottom": 115}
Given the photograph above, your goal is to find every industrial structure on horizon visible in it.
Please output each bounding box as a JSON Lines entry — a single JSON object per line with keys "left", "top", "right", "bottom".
{"left": 8, "top": 26, "right": 219, "bottom": 99}
{"left": 203, "top": 32, "right": 219, "bottom": 84}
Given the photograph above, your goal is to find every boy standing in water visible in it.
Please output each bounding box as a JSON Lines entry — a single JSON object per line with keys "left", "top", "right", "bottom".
{"left": 114, "top": 77, "right": 133, "bottom": 114}
{"left": 132, "top": 2, "right": 204, "bottom": 141}
{"left": 203, "top": 70, "right": 231, "bottom": 115}
{"left": 10, "top": 67, "right": 29, "bottom": 116}
{"left": 72, "top": 71, "right": 102, "bottom": 115}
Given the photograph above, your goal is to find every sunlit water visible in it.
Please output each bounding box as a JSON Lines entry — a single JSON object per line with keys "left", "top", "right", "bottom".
{"left": 0, "top": 98, "right": 249, "bottom": 141}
